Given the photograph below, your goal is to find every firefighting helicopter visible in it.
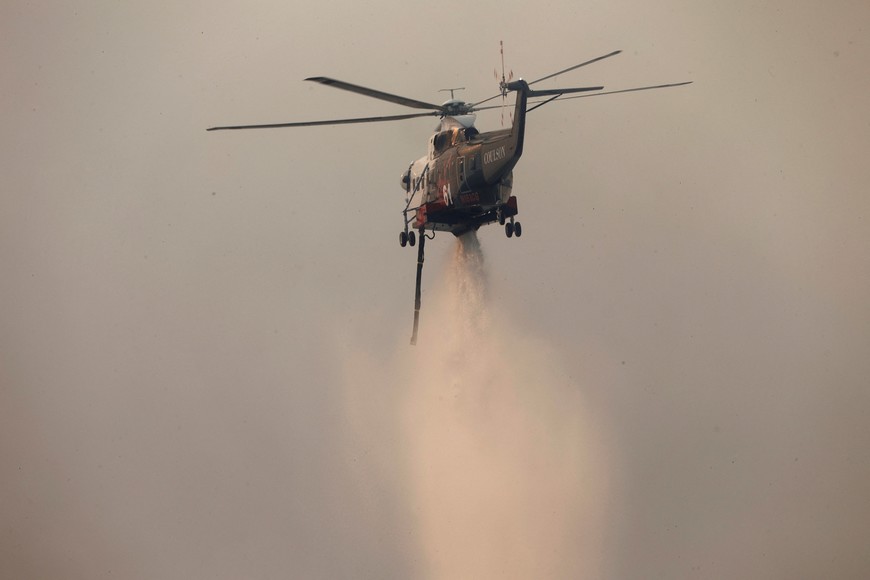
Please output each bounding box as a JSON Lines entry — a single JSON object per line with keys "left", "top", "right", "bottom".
{"left": 207, "top": 46, "right": 690, "bottom": 344}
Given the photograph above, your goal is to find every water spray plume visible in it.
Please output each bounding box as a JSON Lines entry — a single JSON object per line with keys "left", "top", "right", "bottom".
{"left": 342, "top": 233, "right": 609, "bottom": 576}
{"left": 400, "top": 233, "right": 609, "bottom": 578}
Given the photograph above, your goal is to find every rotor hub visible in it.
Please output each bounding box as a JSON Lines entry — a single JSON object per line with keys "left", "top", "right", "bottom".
{"left": 440, "top": 99, "right": 474, "bottom": 116}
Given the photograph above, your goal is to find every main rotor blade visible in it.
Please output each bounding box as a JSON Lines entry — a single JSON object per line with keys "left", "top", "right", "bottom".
{"left": 472, "top": 91, "right": 507, "bottom": 108}
{"left": 207, "top": 111, "right": 440, "bottom": 131}
{"left": 472, "top": 50, "right": 621, "bottom": 108}
{"left": 306, "top": 77, "right": 445, "bottom": 112}
{"left": 525, "top": 81, "right": 693, "bottom": 109}
{"left": 529, "top": 50, "right": 622, "bottom": 86}
{"left": 472, "top": 103, "right": 504, "bottom": 112}
{"left": 529, "top": 86, "right": 603, "bottom": 96}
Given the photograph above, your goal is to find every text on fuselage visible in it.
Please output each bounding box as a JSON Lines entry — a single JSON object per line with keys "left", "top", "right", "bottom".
{"left": 483, "top": 146, "right": 506, "bottom": 165}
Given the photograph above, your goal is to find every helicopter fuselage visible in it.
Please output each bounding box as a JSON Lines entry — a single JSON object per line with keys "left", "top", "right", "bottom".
{"left": 402, "top": 81, "right": 531, "bottom": 236}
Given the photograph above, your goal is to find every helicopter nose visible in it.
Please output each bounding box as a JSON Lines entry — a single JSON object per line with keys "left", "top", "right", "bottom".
{"left": 400, "top": 169, "right": 411, "bottom": 192}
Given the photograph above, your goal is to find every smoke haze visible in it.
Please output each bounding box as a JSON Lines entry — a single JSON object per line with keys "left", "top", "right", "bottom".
{"left": 3, "top": 1, "right": 870, "bottom": 578}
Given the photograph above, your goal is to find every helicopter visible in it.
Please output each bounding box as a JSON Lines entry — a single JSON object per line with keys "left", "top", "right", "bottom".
{"left": 207, "top": 46, "right": 691, "bottom": 344}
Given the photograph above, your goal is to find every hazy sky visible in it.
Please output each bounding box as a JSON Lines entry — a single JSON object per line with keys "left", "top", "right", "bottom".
{"left": 3, "top": 1, "right": 870, "bottom": 578}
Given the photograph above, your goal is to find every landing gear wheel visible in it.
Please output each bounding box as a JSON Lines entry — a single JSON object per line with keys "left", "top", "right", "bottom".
{"left": 400, "top": 231, "right": 408, "bottom": 247}
{"left": 408, "top": 230, "right": 416, "bottom": 246}
{"left": 498, "top": 211, "right": 506, "bottom": 226}
{"left": 505, "top": 222, "right": 514, "bottom": 238}
{"left": 514, "top": 221, "right": 522, "bottom": 237}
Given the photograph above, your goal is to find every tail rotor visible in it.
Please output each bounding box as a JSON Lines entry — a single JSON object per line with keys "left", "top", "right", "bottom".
{"left": 495, "top": 40, "right": 514, "bottom": 126}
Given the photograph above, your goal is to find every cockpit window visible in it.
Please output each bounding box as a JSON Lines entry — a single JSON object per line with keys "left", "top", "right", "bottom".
{"left": 433, "top": 131, "right": 451, "bottom": 153}
{"left": 433, "top": 128, "right": 467, "bottom": 154}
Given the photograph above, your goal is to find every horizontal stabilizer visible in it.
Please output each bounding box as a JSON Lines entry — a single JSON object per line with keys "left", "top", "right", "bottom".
{"left": 527, "top": 86, "right": 604, "bottom": 97}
